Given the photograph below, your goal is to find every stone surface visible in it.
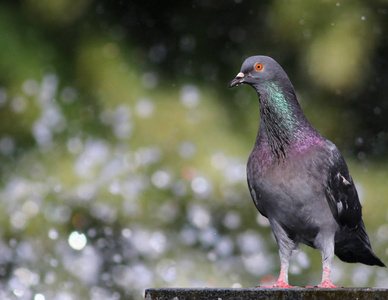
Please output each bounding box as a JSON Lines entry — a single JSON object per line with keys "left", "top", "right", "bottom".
{"left": 145, "top": 288, "right": 388, "bottom": 300}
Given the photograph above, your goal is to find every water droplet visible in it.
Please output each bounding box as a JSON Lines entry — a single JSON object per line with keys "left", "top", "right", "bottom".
{"left": 180, "top": 35, "right": 196, "bottom": 52}
{"left": 296, "top": 251, "right": 310, "bottom": 268}
{"left": 223, "top": 211, "right": 241, "bottom": 229}
{"left": 152, "top": 170, "right": 172, "bottom": 189}
{"left": 357, "top": 151, "right": 366, "bottom": 160}
{"left": 34, "top": 293, "right": 46, "bottom": 300}
{"left": 149, "top": 44, "right": 167, "bottom": 63}
{"left": 374, "top": 107, "right": 381, "bottom": 115}
{"left": 191, "top": 176, "right": 211, "bottom": 195}
{"left": 11, "top": 212, "right": 27, "bottom": 230}
{"left": 109, "top": 180, "right": 121, "bottom": 195}
{"left": 149, "top": 232, "right": 167, "bottom": 254}
{"left": 122, "top": 228, "right": 132, "bottom": 238}
{"left": 113, "top": 254, "right": 122, "bottom": 263}
{"left": 39, "top": 74, "right": 58, "bottom": 103}
{"left": 215, "top": 237, "right": 234, "bottom": 257}
{"left": 11, "top": 96, "right": 28, "bottom": 113}
{"left": 141, "top": 73, "right": 159, "bottom": 89}
{"left": 242, "top": 252, "right": 272, "bottom": 276}
{"left": 163, "top": 265, "right": 177, "bottom": 282}
{"left": 113, "top": 105, "right": 132, "bottom": 139}
{"left": 188, "top": 204, "right": 211, "bottom": 229}
{"left": 67, "top": 137, "right": 83, "bottom": 154}
{"left": 68, "top": 231, "right": 87, "bottom": 250}
{"left": 178, "top": 141, "right": 196, "bottom": 159}
{"left": 200, "top": 228, "right": 218, "bottom": 246}
{"left": 48, "top": 229, "right": 58, "bottom": 240}
{"left": 23, "top": 79, "right": 39, "bottom": 96}
{"left": 180, "top": 85, "right": 200, "bottom": 108}
{"left": 13, "top": 289, "right": 24, "bottom": 297}
{"left": 136, "top": 98, "right": 155, "bottom": 118}
{"left": 180, "top": 228, "right": 197, "bottom": 247}
{"left": 91, "top": 202, "right": 117, "bottom": 223}
{"left": 207, "top": 251, "right": 216, "bottom": 261}
{"left": 22, "top": 201, "right": 39, "bottom": 217}
{"left": 238, "top": 230, "right": 264, "bottom": 254}
{"left": 355, "top": 137, "right": 364, "bottom": 146}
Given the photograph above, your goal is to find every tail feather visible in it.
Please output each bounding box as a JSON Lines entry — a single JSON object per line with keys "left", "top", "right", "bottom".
{"left": 335, "top": 221, "right": 385, "bottom": 267}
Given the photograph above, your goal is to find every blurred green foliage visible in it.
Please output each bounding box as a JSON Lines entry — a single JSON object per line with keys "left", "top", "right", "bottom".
{"left": 0, "top": 0, "right": 387, "bottom": 299}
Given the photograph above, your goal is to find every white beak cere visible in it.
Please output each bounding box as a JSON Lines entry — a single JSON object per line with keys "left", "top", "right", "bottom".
{"left": 236, "top": 72, "right": 245, "bottom": 78}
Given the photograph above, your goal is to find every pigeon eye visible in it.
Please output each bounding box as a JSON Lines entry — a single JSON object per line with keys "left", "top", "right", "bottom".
{"left": 254, "top": 63, "right": 263, "bottom": 71}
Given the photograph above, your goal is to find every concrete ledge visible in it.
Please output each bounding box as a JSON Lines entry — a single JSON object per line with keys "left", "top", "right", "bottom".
{"left": 145, "top": 287, "right": 388, "bottom": 300}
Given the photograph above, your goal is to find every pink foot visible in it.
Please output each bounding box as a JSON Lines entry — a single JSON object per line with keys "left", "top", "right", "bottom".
{"left": 316, "top": 280, "right": 339, "bottom": 288}
{"left": 306, "top": 280, "right": 339, "bottom": 288}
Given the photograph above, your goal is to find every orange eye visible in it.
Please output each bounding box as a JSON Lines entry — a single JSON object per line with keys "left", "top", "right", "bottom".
{"left": 254, "top": 63, "right": 263, "bottom": 71}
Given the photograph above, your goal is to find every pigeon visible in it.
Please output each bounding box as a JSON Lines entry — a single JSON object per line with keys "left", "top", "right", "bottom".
{"left": 229, "top": 56, "right": 385, "bottom": 288}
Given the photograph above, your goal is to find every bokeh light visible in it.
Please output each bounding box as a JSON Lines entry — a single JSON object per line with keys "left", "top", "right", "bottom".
{"left": 68, "top": 232, "right": 87, "bottom": 251}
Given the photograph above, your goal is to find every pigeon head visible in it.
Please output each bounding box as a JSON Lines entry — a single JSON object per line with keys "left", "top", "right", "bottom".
{"left": 229, "top": 55, "right": 291, "bottom": 91}
{"left": 229, "top": 55, "right": 311, "bottom": 155}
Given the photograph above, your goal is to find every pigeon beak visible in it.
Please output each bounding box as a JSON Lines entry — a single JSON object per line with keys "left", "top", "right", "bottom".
{"left": 228, "top": 72, "right": 245, "bottom": 88}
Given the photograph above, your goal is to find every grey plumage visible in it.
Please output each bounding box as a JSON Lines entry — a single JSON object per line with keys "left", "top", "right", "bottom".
{"left": 229, "top": 55, "right": 384, "bottom": 288}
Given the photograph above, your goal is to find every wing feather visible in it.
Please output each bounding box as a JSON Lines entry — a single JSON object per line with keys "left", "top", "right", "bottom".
{"left": 325, "top": 142, "right": 362, "bottom": 229}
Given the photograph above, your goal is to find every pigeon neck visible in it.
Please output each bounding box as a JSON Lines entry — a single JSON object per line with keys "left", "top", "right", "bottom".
{"left": 255, "top": 81, "right": 320, "bottom": 160}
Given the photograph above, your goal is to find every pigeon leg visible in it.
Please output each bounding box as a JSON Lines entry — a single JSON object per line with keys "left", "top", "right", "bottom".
{"left": 272, "top": 255, "right": 292, "bottom": 288}
{"left": 316, "top": 250, "right": 338, "bottom": 288}
{"left": 307, "top": 235, "right": 339, "bottom": 288}
{"left": 259, "top": 255, "right": 292, "bottom": 287}
{"left": 259, "top": 222, "right": 295, "bottom": 288}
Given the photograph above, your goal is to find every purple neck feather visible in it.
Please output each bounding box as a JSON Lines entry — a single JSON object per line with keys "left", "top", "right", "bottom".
{"left": 255, "top": 82, "right": 324, "bottom": 160}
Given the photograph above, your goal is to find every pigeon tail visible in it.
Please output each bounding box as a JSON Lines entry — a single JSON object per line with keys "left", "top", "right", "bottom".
{"left": 334, "top": 223, "right": 385, "bottom": 267}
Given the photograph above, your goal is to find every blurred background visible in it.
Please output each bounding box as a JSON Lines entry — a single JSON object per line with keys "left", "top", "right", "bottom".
{"left": 0, "top": 0, "right": 387, "bottom": 299}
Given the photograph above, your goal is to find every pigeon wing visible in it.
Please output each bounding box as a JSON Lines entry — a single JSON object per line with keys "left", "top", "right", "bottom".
{"left": 325, "top": 142, "right": 362, "bottom": 229}
{"left": 247, "top": 175, "right": 268, "bottom": 218}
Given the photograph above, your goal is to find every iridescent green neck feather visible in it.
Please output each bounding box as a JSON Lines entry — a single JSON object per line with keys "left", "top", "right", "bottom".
{"left": 255, "top": 81, "right": 322, "bottom": 160}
